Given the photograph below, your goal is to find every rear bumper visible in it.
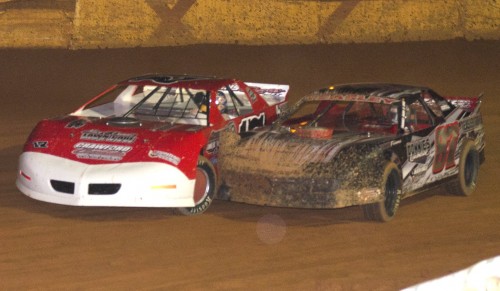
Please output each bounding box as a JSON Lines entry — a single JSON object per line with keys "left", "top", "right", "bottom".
{"left": 16, "top": 152, "right": 196, "bottom": 207}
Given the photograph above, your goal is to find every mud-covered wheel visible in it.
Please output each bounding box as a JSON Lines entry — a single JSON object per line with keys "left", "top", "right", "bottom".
{"left": 362, "top": 162, "right": 401, "bottom": 222}
{"left": 446, "top": 140, "right": 479, "bottom": 196}
{"left": 177, "top": 156, "right": 216, "bottom": 215}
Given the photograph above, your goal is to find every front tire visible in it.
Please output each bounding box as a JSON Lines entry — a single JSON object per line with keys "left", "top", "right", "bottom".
{"left": 177, "top": 156, "right": 216, "bottom": 215}
{"left": 446, "top": 140, "right": 479, "bottom": 196}
{"left": 362, "top": 162, "right": 402, "bottom": 222}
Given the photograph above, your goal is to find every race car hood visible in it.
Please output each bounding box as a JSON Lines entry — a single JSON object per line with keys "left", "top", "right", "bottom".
{"left": 219, "top": 129, "right": 391, "bottom": 177}
{"left": 23, "top": 116, "right": 207, "bottom": 177}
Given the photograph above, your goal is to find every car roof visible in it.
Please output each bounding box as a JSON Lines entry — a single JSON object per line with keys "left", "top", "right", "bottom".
{"left": 302, "top": 83, "right": 435, "bottom": 104}
{"left": 317, "top": 83, "right": 430, "bottom": 99}
{"left": 118, "top": 74, "right": 237, "bottom": 90}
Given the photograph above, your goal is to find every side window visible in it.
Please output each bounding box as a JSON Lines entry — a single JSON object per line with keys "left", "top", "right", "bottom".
{"left": 422, "top": 91, "right": 444, "bottom": 118}
{"left": 217, "top": 83, "right": 254, "bottom": 120}
{"left": 404, "top": 99, "right": 433, "bottom": 132}
{"left": 245, "top": 87, "right": 258, "bottom": 103}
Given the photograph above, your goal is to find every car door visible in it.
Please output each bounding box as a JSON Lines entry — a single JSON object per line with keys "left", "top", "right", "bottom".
{"left": 203, "top": 82, "right": 265, "bottom": 163}
{"left": 214, "top": 81, "right": 266, "bottom": 134}
{"left": 400, "top": 91, "right": 465, "bottom": 196}
{"left": 400, "top": 95, "right": 440, "bottom": 193}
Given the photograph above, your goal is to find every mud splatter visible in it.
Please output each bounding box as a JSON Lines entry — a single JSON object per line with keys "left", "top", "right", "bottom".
{"left": 218, "top": 130, "right": 387, "bottom": 208}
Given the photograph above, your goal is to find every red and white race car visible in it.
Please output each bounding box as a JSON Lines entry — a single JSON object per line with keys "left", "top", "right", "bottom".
{"left": 16, "top": 74, "right": 289, "bottom": 214}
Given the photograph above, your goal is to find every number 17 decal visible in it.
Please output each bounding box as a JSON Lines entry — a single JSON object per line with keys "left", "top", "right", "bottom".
{"left": 433, "top": 122, "right": 460, "bottom": 173}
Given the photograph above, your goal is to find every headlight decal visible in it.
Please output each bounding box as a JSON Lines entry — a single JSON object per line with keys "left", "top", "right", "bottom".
{"left": 148, "top": 150, "right": 181, "bottom": 166}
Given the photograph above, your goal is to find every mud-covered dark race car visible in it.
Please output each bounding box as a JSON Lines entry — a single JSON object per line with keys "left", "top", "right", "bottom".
{"left": 219, "top": 84, "right": 485, "bottom": 221}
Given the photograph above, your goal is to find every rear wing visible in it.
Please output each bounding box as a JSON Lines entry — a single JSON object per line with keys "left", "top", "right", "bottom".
{"left": 245, "top": 82, "right": 289, "bottom": 106}
{"left": 445, "top": 94, "right": 483, "bottom": 112}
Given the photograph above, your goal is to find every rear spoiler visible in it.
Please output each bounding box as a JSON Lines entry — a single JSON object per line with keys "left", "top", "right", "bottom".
{"left": 245, "top": 82, "right": 289, "bottom": 106}
{"left": 445, "top": 93, "right": 483, "bottom": 112}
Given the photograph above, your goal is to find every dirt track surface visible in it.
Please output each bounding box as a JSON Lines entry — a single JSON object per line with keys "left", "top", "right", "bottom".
{"left": 1, "top": 41, "right": 499, "bottom": 290}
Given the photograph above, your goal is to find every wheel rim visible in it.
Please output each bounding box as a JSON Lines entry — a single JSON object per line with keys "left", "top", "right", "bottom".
{"left": 193, "top": 168, "right": 210, "bottom": 204}
{"left": 464, "top": 151, "right": 478, "bottom": 188}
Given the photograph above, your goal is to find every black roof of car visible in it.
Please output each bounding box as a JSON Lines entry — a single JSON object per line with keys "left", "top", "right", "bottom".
{"left": 318, "top": 83, "right": 431, "bottom": 99}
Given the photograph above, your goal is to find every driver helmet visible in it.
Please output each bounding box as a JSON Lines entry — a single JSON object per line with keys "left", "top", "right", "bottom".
{"left": 193, "top": 92, "right": 207, "bottom": 113}
{"left": 216, "top": 91, "right": 227, "bottom": 113}
{"left": 389, "top": 106, "right": 398, "bottom": 124}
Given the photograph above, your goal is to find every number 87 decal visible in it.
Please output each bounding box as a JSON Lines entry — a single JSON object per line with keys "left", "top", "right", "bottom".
{"left": 433, "top": 121, "right": 460, "bottom": 174}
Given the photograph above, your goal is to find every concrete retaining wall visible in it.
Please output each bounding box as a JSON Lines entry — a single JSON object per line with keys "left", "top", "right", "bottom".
{"left": 0, "top": 0, "right": 498, "bottom": 48}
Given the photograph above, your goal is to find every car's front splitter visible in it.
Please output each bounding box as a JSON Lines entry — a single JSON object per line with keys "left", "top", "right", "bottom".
{"left": 223, "top": 172, "right": 383, "bottom": 208}
{"left": 16, "top": 152, "right": 196, "bottom": 207}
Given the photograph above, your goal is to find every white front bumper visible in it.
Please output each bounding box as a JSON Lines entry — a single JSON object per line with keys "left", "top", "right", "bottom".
{"left": 16, "top": 152, "right": 196, "bottom": 207}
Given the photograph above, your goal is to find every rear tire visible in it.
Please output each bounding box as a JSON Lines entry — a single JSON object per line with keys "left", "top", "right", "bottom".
{"left": 177, "top": 156, "right": 216, "bottom": 215}
{"left": 446, "top": 140, "right": 479, "bottom": 196}
{"left": 362, "top": 162, "right": 401, "bottom": 222}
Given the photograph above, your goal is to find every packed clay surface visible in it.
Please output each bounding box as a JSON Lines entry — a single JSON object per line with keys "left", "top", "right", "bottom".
{"left": 0, "top": 41, "right": 499, "bottom": 290}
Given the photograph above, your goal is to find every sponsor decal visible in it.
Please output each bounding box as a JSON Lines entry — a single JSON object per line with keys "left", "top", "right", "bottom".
{"left": 253, "top": 87, "right": 287, "bottom": 97}
{"left": 206, "top": 132, "right": 220, "bottom": 155}
{"left": 206, "top": 124, "right": 236, "bottom": 156}
{"left": 406, "top": 138, "right": 431, "bottom": 163}
{"left": 245, "top": 82, "right": 289, "bottom": 105}
{"left": 433, "top": 122, "right": 459, "bottom": 173}
{"left": 81, "top": 130, "right": 137, "bottom": 143}
{"left": 459, "top": 115, "right": 482, "bottom": 133}
{"left": 33, "top": 141, "right": 48, "bottom": 148}
{"left": 391, "top": 140, "right": 402, "bottom": 146}
{"left": 246, "top": 83, "right": 288, "bottom": 99}
{"left": 449, "top": 99, "right": 476, "bottom": 110}
{"left": 72, "top": 142, "right": 132, "bottom": 161}
{"left": 239, "top": 113, "right": 265, "bottom": 133}
{"left": 305, "top": 93, "right": 396, "bottom": 105}
{"left": 190, "top": 196, "right": 212, "bottom": 214}
{"left": 148, "top": 150, "right": 181, "bottom": 165}
{"left": 65, "top": 119, "right": 86, "bottom": 129}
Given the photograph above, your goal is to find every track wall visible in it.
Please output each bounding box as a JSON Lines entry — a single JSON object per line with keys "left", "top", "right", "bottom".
{"left": 0, "top": 0, "right": 498, "bottom": 48}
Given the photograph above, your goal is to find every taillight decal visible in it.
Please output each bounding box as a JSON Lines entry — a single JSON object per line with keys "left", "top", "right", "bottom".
{"left": 33, "top": 141, "right": 48, "bottom": 148}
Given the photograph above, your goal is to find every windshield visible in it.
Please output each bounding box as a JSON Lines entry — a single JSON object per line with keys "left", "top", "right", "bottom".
{"left": 283, "top": 100, "right": 399, "bottom": 135}
{"left": 75, "top": 84, "right": 210, "bottom": 126}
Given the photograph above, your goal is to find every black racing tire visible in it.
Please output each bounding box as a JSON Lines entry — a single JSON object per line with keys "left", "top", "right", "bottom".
{"left": 446, "top": 140, "right": 479, "bottom": 196}
{"left": 362, "top": 162, "right": 402, "bottom": 222}
{"left": 177, "top": 156, "right": 216, "bottom": 215}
